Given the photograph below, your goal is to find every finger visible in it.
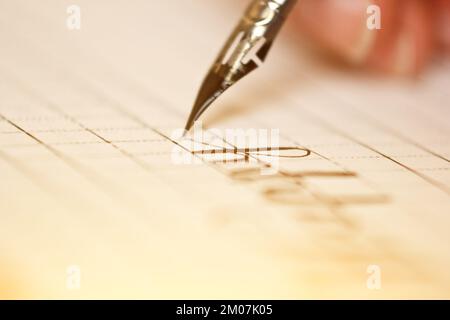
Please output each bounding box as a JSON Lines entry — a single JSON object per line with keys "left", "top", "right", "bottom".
{"left": 433, "top": 0, "right": 450, "bottom": 53}
{"left": 293, "top": 0, "right": 397, "bottom": 64}
{"left": 365, "top": 0, "right": 434, "bottom": 75}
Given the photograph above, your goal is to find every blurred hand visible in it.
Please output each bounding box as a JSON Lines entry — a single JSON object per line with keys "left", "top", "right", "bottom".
{"left": 293, "top": 0, "right": 450, "bottom": 75}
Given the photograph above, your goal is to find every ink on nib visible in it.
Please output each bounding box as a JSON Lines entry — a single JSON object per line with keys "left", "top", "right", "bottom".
{"left": 176, "top": 304, "right": 211, "bottom": 317}
{"left": 184, "top": 70, "right": 228, "bottom": 133}
{"left": 183, "top": 95, "right": 209, "bottom": 133}
{"left": 183, "top": 89, "right": 223, "bottom": 133}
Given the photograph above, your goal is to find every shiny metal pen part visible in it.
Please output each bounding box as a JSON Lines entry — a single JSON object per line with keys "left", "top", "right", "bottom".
{"left": 184, "top": 0, "right": 298, "bottom": 132}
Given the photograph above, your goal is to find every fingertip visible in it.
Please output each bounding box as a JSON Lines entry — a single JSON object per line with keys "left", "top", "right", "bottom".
{"left": 366, "top": 0, "right": 434, "bottom": 75}
{"left": 293, "top": 0, "right": 397, "bottom": 65}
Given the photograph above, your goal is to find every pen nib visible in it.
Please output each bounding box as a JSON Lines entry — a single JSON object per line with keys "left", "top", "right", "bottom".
{"left": 184, "top": 71, "right": 229, "bottom": 132}
{"left": 184, "top": 0, "right": 298, "bottom": 133}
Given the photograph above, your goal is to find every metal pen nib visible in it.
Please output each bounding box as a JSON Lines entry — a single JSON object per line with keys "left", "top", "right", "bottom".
{"left": 184, "top": 0, "right": 297, "bottom": 132}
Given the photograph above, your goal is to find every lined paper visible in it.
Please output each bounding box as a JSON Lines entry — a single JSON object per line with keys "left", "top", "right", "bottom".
{"left": 0, "top": 0, "right": 449, "bottom": 298}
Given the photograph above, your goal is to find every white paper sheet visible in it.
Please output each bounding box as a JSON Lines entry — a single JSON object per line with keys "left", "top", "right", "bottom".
{"left": 0, "top": 0, "right": 449, "bottom": 298}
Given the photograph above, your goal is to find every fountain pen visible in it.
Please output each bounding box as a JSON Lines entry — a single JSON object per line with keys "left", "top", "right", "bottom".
{"left": 184, "top": 0, "right": 298, "bottom": 132}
